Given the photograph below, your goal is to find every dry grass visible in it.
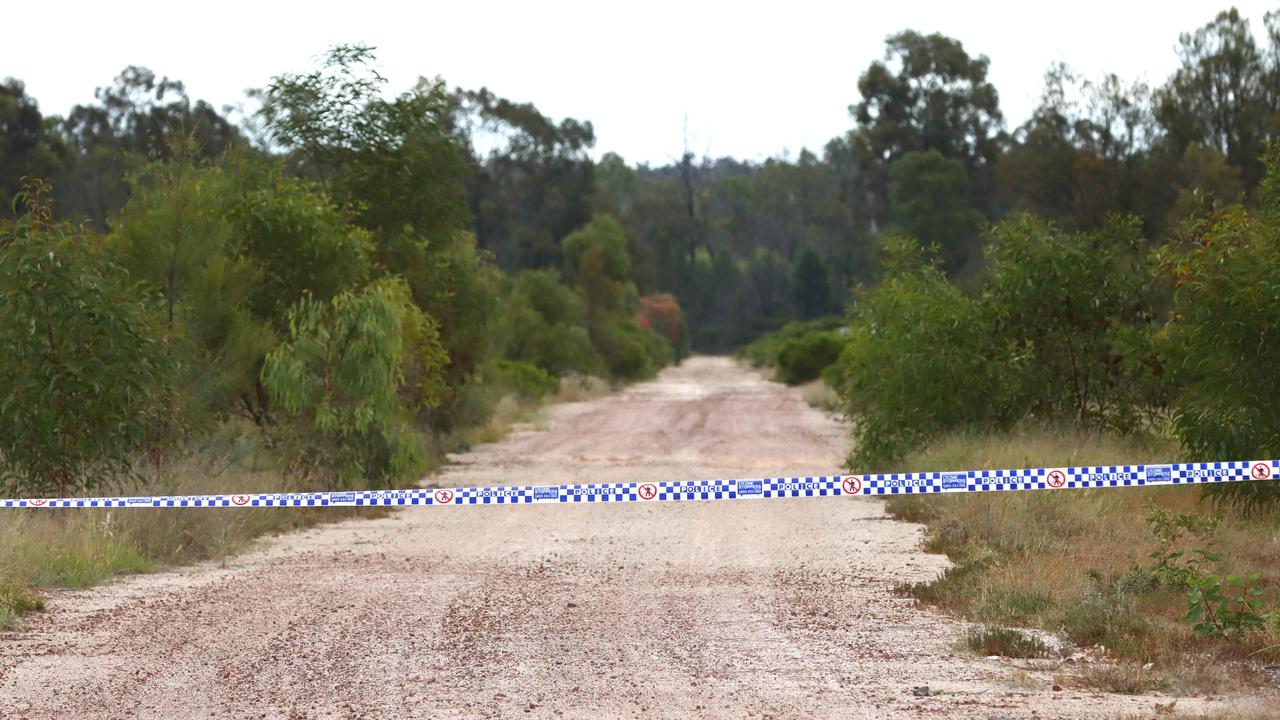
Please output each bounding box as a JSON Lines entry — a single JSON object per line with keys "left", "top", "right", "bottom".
{"left": 2, "top": 376, "right": 621, "bottom": 631}
{"left": 0, "top": 426, "right": 386, "bottom": 631}
{"left": 1, "top": 370, "right": 623, "bottom": 632}
{"left": 799, "top": 379, "right": 841, "bottom": 412}
{"left": 1163, "top": 698, "right": 1280, "bottom": 719}
{"left": 885, "top": 426, "right": 1280, "bottom": 694}
{"left": 554, "top": 373, "right": 611, "bottom": 403}
{"left": 456, "top": 374, "right": 611, "bottom": 449}
{"left": 457, "top": 394, "right": 529, "bottom": 447}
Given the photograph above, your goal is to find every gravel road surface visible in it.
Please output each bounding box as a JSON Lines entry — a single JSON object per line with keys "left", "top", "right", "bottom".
{"left": 0, "top": 357, "right": 1257, "bottom": 718}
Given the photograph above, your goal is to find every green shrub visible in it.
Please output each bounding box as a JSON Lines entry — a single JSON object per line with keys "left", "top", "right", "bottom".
{"left": 502, "top": 270, "right": 604, "bottom": 377}
{"left": 260, "top": 47, "right": 502, "bottom": 435}
{"left": 231, "top": 162, "right": 374, "bottom": 326}
{"left": 112, "top": 154, "right": 375, "bottom": 425}
{"left": 486, "top": 359, "right": 558, "bottom": 401}
{"left": 775, "top": 331, "right": 844, "bottom": 385}
{"left": 398, "top": 232, "right": 503, "bottom": 434}
{"left": 964, "top": 626, "right": 1053, "bottom": 658}
{"left": 598, "top": 321, "right": 669, "bottom": 380}
{"left": 838, "top": 212, "right": 1165, "bottom": 468}
{"left": 842, "top": 237, "right": 1027, "bottom": 468}
{"left": 1159, "top": 150, "right": 1280, "bottom": 509}
{"left": 262, "top": 279, "right": 442, "bottom": 487}
{"left": 736, "top": 317, "right": 843, "bottom": 369}
{"left": 0, "top": 180, "right": 177, "bottom": 497}
{"left": 983, "top": 213, "right": 1159, "bottom": 432}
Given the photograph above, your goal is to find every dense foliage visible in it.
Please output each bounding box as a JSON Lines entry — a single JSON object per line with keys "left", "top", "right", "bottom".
{"left": 0, "top": 48, "right": 687, "bottom": 497}
{"left": 3, "top": 8, "right": 1280, "bottom": 506}
{"left": 263, "top": 280, "right": 440, "bottom": 486}
{"left": 0, "top": 182, "right": 175, "bottom": 496}
{"left": 841, "top": 237, "right": 1026, "bottom": 466}
{"left": 1160, "top": 150, "right": 1280, "bottom": 509}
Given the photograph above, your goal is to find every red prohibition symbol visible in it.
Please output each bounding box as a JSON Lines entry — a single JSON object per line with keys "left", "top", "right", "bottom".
{"left": 842, "top": 476, "right": 862, "bottom": 495}
{"left": 1252, "top": 463, "right": 1272, "bottom": 480}
{"left": 434, "top": 489, "right": 454, "bottom": 504}
{"left": 1047, "top": 470, "right": 1067, "bottom": 488}
{"left": 28, "top": 499, "right": 47, "bottom": 506}
{"left": 638, "top": 484, "right": 658, "bottom": 500}
{"left": 231, "top": 495, "right": 250, "bottom": 506}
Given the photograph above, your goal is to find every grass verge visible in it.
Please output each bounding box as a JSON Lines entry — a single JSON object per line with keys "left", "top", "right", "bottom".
{"left": 1, "top": 373, "right": 616, "bottom": 631}
{"left": 452, "top": 373, "right": 611, "bottom": 449}
{"left": 0, "top": 424, "right": 391, "bottom": 631}
{"left": 884, "top": 426, "right": 1280, "bottom": 695}
{"left": 799, "top": 379, "right": 841, "bottom": 412}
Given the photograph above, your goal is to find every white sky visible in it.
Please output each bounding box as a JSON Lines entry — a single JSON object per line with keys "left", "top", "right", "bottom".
{"left": 4, "top": 1, "right": 1274, "bottom": 165}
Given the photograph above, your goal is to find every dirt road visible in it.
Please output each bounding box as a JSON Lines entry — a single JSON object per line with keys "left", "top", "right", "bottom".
{"left": 0, "top": 358, "right": 1251, "bottom": 718}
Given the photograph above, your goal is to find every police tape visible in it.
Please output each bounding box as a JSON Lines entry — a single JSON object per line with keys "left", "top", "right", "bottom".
{"left": 0, "top": 459, "right": 1276, "bottom": 509}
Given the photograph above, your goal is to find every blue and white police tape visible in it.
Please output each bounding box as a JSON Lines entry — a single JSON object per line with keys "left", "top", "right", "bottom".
{"left": 1, "top": 459, "right": 1276, "bottom": 509}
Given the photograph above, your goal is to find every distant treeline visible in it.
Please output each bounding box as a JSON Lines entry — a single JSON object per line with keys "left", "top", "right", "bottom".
{"left": 5, "top": 8, "right": 1279, "bottom": 351}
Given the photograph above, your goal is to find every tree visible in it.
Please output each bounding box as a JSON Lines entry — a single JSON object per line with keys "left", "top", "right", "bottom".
{"left": 500, "top": 270, "right": 603, "bottom": 377}
{"left": 562, "top": 214, "right": 633, "bottom": 324}
{"left": 0, "top": 79, "right": 71, "bottom": 207}
{"left": 0, "top": 180, "right": 175, "bottom": 496}
{"left": 1163, "top": 142, "right": 1246, "bottom": 226}
{"left": 851, "top": 30, "right": 1004, "bottom": 221}
{"left": 58, "top": 66, "right": 242, "bottom": 227}
{"left": 748, "top": 248, "right": 790, "bottom": 319}
{"left": 111, "top": 150, "right": 374, "bottom": 423}
{"left": 258, "top": 46, "right": 472, "bottom": 248}
{"left": 259, "top": 46, "right": 500, "bottom": 431}
{"left": 888, "top": 150, "right": 984, "bottom": 273}
{"left": 454, "top": 87, "right": 596, "bottom": 270}
{"left": 231, "top": 161, "right": 374, "bottom": 326}
{"left": 1160, "top": 148, "right": 1280, "bottom": 508}
{"left": 999, "top": 65, "right": 1153, "bottom": 230}
{"left": 982, "top": 214, "right": 1156, "bottom": 431}
{"left": 790, "top": 246, "right": 830, "bottom": 319}
{"left": 110, "top": 152, "right": 273, "bottom": 424}
{"left": 1156, "top": 8, "right": 1270, "bottom": 185}
{"left": 262, "top": 280, "right": 446, "bottom": 487}
{"left": 560, "top": 214, "right": 674, "bottom": 378}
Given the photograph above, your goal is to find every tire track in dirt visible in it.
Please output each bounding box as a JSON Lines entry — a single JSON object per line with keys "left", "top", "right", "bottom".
{"left": 0, "top": 357, "right": 1262, "bottom": 718}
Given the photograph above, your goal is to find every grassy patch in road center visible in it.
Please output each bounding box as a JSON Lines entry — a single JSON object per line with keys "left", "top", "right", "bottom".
{"left": 964, "top": 625, "right": 1054, "bottom": 658}
{"left": 884, "top": 427, "right": 1280, "bottom": 695}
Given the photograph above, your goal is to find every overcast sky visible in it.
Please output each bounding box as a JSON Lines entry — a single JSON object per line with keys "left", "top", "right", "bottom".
{"left": 4, "top": 1, "right": 1274, "bottom": 165}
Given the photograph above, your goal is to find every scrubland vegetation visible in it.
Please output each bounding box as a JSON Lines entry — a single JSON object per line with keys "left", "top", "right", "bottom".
{"left": 808, "top": 153, "right": 1280, "bottom": 691}
{"left": 0, "top": 48, "right": 684, "bottom": 627}
{"left": 5, "top": 8, "right": 1280, "bottom": 695}
{"left": 738, "top": 156, "right": 1280, "bottom": 688}
{"left": 730, "top": 10, "right": 1280, "bottom": 689}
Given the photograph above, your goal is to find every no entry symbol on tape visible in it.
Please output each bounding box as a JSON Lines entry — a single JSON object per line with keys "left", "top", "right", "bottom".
{"left": 1252, "top": 463, "right": 1272, "bottom": 480}
{"left": 638, "top": 484, "right": 658, "bottom": 500}
{"left": 434, "top": 489, "right": 454, "bottom": 504}
{"left": 842, "top": 476, "right": 862, "bottom": 495}
{"left": 231, "top": 495, "right": 250, "bottom": 506}
{"left": 1047, "top": 471, "right": 1067, "bottom": 488}
{"left": 28, "top": 499, "right": 47, "bottom": 506}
